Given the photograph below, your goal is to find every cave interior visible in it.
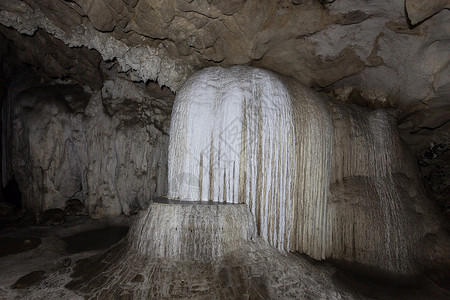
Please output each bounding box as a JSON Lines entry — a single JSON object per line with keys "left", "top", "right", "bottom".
{"left": 0, "top": 0, "right": 449, "bottom": 299}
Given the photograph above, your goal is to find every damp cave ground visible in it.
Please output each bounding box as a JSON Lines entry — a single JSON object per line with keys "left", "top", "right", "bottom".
{"left": 0, "top": 208, "right": 449, "bottom": 299}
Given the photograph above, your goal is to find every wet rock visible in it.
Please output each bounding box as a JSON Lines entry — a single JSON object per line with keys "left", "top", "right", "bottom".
{"left": 65, "top": 202, "right": 342, "bottom": 299}
{"left": 62, "top": 226, "right": 129, "bottom": 253}
{"left": 118, "top": 293, "right": 132, "bottom": 300}
{"left": 40, "top": 208, "right": 66, "bottom": 226}
{"left": 64, "top": 199, "right": 86, "bottom": 216}
{"left": 11, "top": 270, "right": 45, "bottom": 289}
{"left": 0, "top": 237, "right": 41, "bottom": 257}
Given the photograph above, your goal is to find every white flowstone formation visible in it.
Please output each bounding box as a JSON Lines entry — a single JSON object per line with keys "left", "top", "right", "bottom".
{"left": 129, "top": 201, "right": 257, "bottom": 260}
{"left": 68, "top": 199, "right": 345, "bottom": 299}
{"left": 169, "top": 66, "right": 332, "bottom": 259}
{"left": 167, "top": 66, "right": 447, "bottom": 273}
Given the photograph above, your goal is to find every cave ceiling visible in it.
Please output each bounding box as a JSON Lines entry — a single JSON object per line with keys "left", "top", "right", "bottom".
{"left": 0, "top": 0, "right": 448, "bottom": 113}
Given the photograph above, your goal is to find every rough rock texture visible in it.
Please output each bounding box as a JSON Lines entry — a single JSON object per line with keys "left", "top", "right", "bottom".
{"left": 4, "top": 76, "right": 171, "bottom": 219}
{"left": 398, "top": 107, "right": 450, "bottom": 214}
{"left": 1, "top": 0, "right": 448, "bottom": 106}
{"left": 168, "top": 66, "right": 332, "bottom": 260}
{"left": 0, "top": 0, "right": 449, "bottom": 217}
{"left": 0, "top": 26, "right": 103, "bottom": 90}
{"left": 0, "top": 215, "right": 132, "bottom": 300}
{"left": 405, "top": 0, "right": 450, "bottom": 25}
{"left": 130, "top": 201, "right": 258, "bottom": 260}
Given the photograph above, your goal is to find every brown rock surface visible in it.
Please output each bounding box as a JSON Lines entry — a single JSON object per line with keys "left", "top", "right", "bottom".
{"left": 406, "top": 0, "right": 450, "bottom": 25}
{"left": 1, "top": 0, "right": 448, "bottom": 106}
{"left": 0, "top": 0, "right": 448, "bottom": 219}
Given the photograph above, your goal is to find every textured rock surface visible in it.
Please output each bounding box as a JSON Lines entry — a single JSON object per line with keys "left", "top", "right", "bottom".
{"left": 328, "top": 102, "right": 449, "bottom": 273}
{"left": 168, "top": 66, "right": 332, "bottom": 260}
{"left": 130, "top": 201, "right": 257, "bottom": 260}
{"left": 406, "top": 0, "right": 450, "bottom": 25}
{"left": 1, "top": 0, "right": 448, "bottom": 106}
{"left": 0, "top": 215, "right": 132, "bottom": 300}
{"left": 0, "top": 0, "right": 449, "bottom": 217}
{"left": 1, "top": 209, "right": 448, "bottom": 299}
{"left": 4, "top": 77, "right": 171, "bottom": 219}
{"left": 398, "top": 107, "right": 450, "bottom": 214}
{"left": 0, "top": 27, "right": 103, "bottom": 90}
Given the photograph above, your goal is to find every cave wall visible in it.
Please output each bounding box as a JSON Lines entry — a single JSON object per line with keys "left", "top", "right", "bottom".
{"left": 0, "top": 0, "right": 449, "bottom": 216}
{"left": 4, "top": 76, "right": 171, "bottom": 218}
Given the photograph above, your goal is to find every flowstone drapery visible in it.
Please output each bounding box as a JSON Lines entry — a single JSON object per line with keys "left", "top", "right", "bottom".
{"left": 167, "top": 66, "right": 447, "bottom": 273}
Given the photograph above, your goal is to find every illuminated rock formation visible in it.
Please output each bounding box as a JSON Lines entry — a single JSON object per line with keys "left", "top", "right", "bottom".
{"left": 167, "top": 66, "right": 448, "bottom": 273}
{"left": 168, "top": 66, "right": 332, "bottom": 259}
{"left": 63, "top": 66, "right": 449, "bottom": 299}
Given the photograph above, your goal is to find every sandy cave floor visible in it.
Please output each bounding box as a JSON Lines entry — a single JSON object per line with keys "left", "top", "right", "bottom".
{"left": 0, "top": 213, "right": 449, "bottom": 300}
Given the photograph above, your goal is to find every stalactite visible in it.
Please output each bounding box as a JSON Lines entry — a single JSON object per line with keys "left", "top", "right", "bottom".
{"left": 286, "top": 78, "right": 334, "bottom": 259}
{"left": 168, "top": 66, "right": 331, "bottom": 258}
{"left": 167, "top": 65, "right": 442, "bottom": 273}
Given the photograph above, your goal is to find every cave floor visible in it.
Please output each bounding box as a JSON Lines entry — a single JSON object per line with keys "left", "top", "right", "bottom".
{"left": 0, "top": 215, "right": 448, "bottom": 300}
{"left": 0, "top": 214, "right": 132, "bottom": 299}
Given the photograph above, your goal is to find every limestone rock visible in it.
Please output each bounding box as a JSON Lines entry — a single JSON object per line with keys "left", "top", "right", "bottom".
{"left": 67, "top": 201, "right": 345, "bottom": 299}
{"left": 399, "top": 106, "right": 450, "bottom": 214}
{"left": 1, "top": 2, "right": 449, "bottom": 205}
{"left": 130, "top": 200, "right": 257, "bottom": 260}
{"left": 1, "top": 0, "right": 448, "bottom": 107}
{"left": 0, "top": 27, "right": 103, "bottom": 90}
{"left": 405, "top": 0, "right": 450, "bottom": 25}
{"left": 6, "top": 78, "right": 171, "bottom": 218}
{"left": 0, "top": 0, "right": 448, "bottom": 240}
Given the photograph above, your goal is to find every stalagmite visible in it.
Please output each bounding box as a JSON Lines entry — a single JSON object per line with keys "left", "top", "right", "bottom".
{"left": 129, "top": 201, "right": 257, "bottom": 260}
{"left": 168, "top": 66, "right": 332, "bottom": 259}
